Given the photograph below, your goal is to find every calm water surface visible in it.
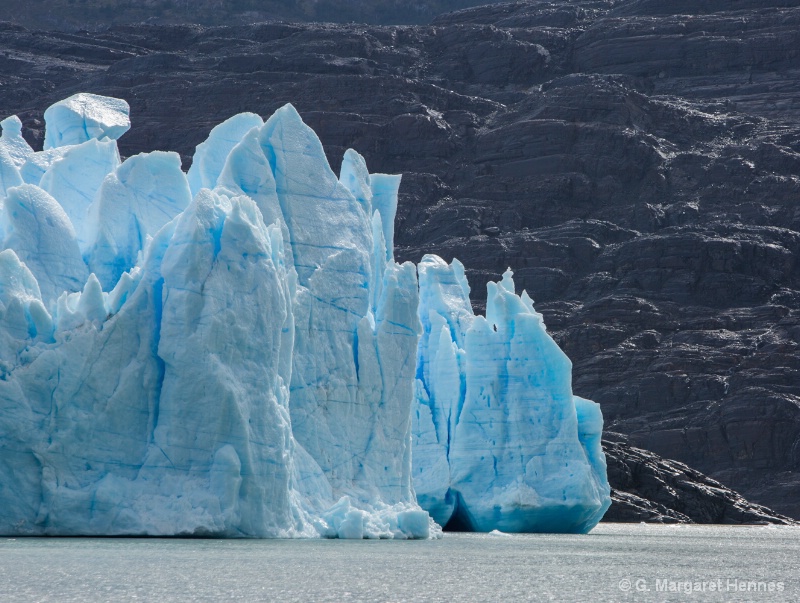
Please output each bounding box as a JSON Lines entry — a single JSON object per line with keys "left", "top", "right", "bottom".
{"left": 1, "top": 524, "right": 798, "bottom": 602}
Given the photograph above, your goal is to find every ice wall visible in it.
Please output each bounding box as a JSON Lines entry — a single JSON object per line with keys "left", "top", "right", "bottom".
{"left": 0, "top": 93, "right": 610, "bottom": 537}
{"left": 413, "top": 256, "right": 611, "bottom": 533}
{"left": 0, "top": 95, "right": 432, "bottom": 538}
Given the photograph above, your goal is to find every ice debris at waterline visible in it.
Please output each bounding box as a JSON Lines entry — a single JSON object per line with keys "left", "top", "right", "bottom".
{"left": 0, "top": 93, "right": 610, "bottom": 537}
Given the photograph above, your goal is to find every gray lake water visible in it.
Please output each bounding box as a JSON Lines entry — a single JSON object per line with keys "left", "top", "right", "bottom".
{"left": 1, "top": 524, "right": 798, "bottom": 602}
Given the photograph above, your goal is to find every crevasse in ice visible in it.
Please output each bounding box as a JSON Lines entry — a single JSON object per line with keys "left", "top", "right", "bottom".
{"left": 0, "top": 93, "right": 609, "bottom": 537}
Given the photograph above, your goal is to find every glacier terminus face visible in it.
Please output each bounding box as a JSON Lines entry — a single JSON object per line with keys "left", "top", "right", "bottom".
{"left": 414, "top": 257, "right": 610, "bottom": 532}
{"left": 0, "top": 93, "right": 610, "bottom": 538}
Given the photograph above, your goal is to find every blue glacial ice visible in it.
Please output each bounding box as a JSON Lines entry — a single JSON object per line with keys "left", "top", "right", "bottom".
{"left": 43, "top": 93, "right": 131, "bottom": 150}
{"left": 2, "top": 184, "right": 88, "bottom": 306}
{"left": 0, "top": 94, "right": 610, "bottom": 537}
{"left": 413, "top": 256, "right": 610, "bottom": 532}
{"left": 0, "top": 115, "right": 34, "bottom": 170}
{"left": 187, "top": 112, "right": 264, "bottom": 197}
{"left": 86, "top": 150, "right": 191, "bottom": 290}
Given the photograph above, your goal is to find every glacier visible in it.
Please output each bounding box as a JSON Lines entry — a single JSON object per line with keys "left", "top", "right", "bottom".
{"left": 0, "top": 93, "right": 609, "bottom": 537}
{"left": 413, "top": 256, "right": 610, "bottom": 532}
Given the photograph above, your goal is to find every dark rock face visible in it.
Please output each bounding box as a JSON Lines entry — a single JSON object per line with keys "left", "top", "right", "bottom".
{"left": 1, "top": 0, "right": 799, "bottom": 520}
{"left": 2, "top": 0, "right": 506, "bottom": 29}
{"left": 603, "top": 434, "right": 796, "bottom": 524}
